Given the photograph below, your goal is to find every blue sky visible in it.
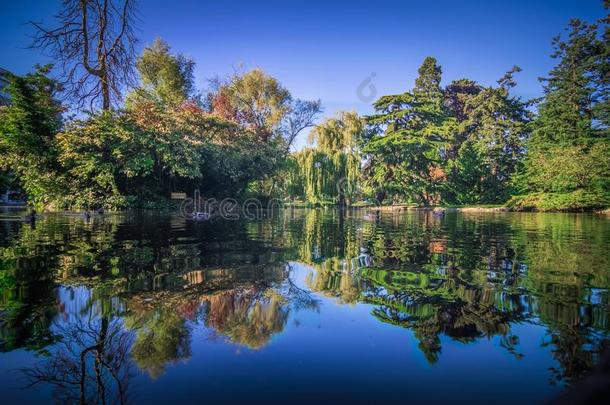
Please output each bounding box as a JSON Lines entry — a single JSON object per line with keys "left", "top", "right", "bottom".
{"left": 0, "top": 0, "right": 606, "bottom": 148}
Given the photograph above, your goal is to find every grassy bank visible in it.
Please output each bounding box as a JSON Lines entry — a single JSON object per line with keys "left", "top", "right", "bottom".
{"left": 284, "top": 201, "right": 610, "bottom": 213}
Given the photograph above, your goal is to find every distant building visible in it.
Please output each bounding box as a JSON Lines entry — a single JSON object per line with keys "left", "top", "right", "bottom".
{"left": 0, "top": 67, "right": 11, "bottom": 106}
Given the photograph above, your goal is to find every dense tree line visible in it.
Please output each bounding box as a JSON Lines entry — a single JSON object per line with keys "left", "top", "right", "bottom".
{"left": 0, "top": 2, "right": 608, "bottom": 211}
{"left": 511, "top": 16, "right": 610, "bottom": 210}
{"left": 0, "top": 38, "right": 320, "bottom": 209}
{"left": 288, "top": 6, "right": 609, "bottom": 211}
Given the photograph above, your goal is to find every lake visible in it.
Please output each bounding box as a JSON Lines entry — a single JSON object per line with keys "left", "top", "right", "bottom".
{"left": 0, "top": 208, "right": 609, "bottom": 403}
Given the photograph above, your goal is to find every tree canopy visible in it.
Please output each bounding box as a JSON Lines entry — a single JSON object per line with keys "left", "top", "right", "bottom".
{"left": 510, "top": 13, "right": 610, "bottom": 211}
{"left": 1, "top": 2, "right": 608, "bottom": 212}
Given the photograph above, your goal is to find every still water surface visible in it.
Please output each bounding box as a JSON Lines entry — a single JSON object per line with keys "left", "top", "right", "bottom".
{"left": 0, "top": 208, "right": 609, "bottom": 403}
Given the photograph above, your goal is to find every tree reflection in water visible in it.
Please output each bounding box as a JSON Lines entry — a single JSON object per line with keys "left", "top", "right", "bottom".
{"left": 0, "top": 208, "right": 608, "bottom": 395}
{"left": 22, "top": 316, "right": 133, "bottom": 405}
{"left": 203, "top": 266, "right": 320, "bottom": 349}
{"left": 205, "top": 288, "right": 289, "bottom": 349}
{"left": 296, "top": 210, "right": 610, "bottom": 383}
{"left": 126, "top": 306, "right": 191, "bottom": 379}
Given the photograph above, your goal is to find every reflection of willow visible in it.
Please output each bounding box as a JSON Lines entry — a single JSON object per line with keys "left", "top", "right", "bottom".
{"left": 304, "top": 257, "right": 362, "bottom": 304}
{"left": 294, "top": 209, "right": 361, "bottom": 266}
{"left": 205, "top": 288, "right": 289, "bottom": 349}
{"left": 4, "top": 208, "right": 610, "bottom": 388}
{"left": 22, "top": 316, "right": 133, "bottom": 405}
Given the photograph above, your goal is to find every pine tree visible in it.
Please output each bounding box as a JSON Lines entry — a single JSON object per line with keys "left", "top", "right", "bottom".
{"left": 363, "top": 57, "right": 455, "bottom": 205}
{"left": 513, "top": 14, "right": 610, "bottom": 211}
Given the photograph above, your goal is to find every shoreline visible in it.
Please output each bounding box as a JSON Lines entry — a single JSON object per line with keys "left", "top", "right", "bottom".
{"left": 285, "top": 203, "right": 610, "bottom": 214}
{"left": 3, "top": 203, "right": 609, "bottom": 215}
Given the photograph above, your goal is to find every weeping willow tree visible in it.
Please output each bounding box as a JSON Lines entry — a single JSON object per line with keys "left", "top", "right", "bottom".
{"left": 287, "top": 111, "right": 364, "bottom": 205}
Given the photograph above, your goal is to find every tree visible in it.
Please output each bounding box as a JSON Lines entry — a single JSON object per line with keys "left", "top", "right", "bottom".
{"left": 361, "top": 58, "right": 530, "bottom": 206}
{"left": 414, "top": 56, "right": 443, "bottom": 94}
{"left": 57, "top": 111, "right": 154, "bottom": 208}
{"left": 363, "top": 57, "right": 455, "bottom": 205}
{"left": 456, "top": 67, "right": 530, "bottom": 203}
{"left": 128, "top": 38, "right": 195, "bottom": 108}
{"left": 531, "top": 20, "right": 603, "bottom": 145}
{"left": 281, "top": 99, "right": 323, "bottom": 150}
{"left": 443, "top": 78, "right": 482, "bottom": 159}
{"left": 445, "top": 140, "right": 487, "bottom": 204}
{"left": 207, "top": 69, "right": 321, "bottom": 198}
{"left": 31, "top": 0, "right": 138, "bottom": 110}
{"left": 512, "top": 14, "right": 610, "bottom": 211}
{"left": 128, "top": 47, "right": 282, "bottom": 199}
{"left": 287, "top": 112, "right": 364, "bottom": 205}
{"left": 210, "top": 69, "right": 291, "bottom": 142}
{"left": 0, "top": 65, "right": 65, "bottom": 208}
{"left": 197, "top": 124, "right": 286, "bottom": 197}
{"left": 209, "top": 69, "right": 321, "bottom": 147}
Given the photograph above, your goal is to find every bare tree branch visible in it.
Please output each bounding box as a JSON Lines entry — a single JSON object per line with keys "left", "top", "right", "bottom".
{"left": 282, "top": 99, "right": 323, "bottom": 150}
{"left": 30, "top": 0, "right": 138, "bottom": 111}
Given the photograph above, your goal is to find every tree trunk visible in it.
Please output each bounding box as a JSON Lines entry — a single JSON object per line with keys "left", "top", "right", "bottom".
{"left": 375, "top": 191, "right": 386, "bottom": 206}
{"left": 101, "top": 79, "right": 110, "bottom": 110}
{"left": 100, "top": 65, "right": 110, "bottom": 110}
{"left": 338, "top": 192, "right": 346, "bottom": 208}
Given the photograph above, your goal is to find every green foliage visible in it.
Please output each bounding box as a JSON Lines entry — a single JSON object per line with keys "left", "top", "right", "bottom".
{"left": 363, "top": 57, "right": 455, "bottom": 205}
{"left": 0, "top": 65, "right": 65, "bottom": 208}
{"left": 456, "top": 68, "right": 529, "bottom": 202}
{"left": 530, "top": 20, "right": 605, "bottom": 145}
{"left": 508, "top": 190, "right": 609, "bottom": 212}
{"left": 361, "top": 57, "right": 530, "bottom": 207}
{"left": 516, "top": 15, "right": 610, "bottom": 211}
{"left": 445, "top": 140, "right": 488, "bottom": 204}
{"left": 440, "top": 72, "right": 530, "bottom": 204}
{"left": 128, "top": 307, "right": 191, "bottom": 379}
{"left": 128, "top": 38, "right": 196, "bottom": 107}
{"left": 57, "top": 111, "right": 154, "bottom": 208}
{"left": 522, "top": 142, "right": 609, "bottom": 194}
{"left": 1, "top": 45, "right": 294, "bottom": 208}
{"left": 2, "top": 14, "right": 608, "bottom": 212}
{"left": 199, "top": 132, "right": 285, "bottom": 197}
{"left": 287, "top": 112, "right": 364, "bottom": 204}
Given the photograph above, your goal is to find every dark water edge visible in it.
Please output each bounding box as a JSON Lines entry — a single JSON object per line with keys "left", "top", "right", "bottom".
{"left": 0, "top": 208, "right": 609, "bottom": 404}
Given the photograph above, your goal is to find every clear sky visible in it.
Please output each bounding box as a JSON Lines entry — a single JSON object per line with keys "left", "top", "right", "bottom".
{"left": 0, "top": 0, "right": 606, "bottom": 148}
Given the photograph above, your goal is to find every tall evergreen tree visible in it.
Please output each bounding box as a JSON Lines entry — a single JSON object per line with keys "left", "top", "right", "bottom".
{"left": 363, "top": 57, "right": 455, "bottom": 205}
{"left": 441, "top": 68, "right": 530, "bottom": 204}
{"left": 514, "top": 13, "right": 610, "bottom": 211}
{"left": 463, "top": 67, "right": 530, "bottom": 202}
